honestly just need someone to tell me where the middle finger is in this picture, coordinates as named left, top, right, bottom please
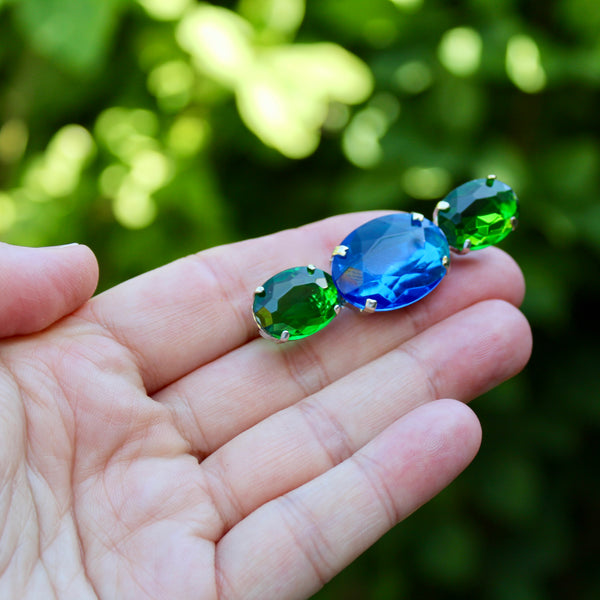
left=157, top=247, right=524, bottom=455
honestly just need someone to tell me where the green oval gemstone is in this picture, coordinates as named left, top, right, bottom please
left=253, top=266, right=340, bottom=341
left=436, top=177, right=519, bottom=251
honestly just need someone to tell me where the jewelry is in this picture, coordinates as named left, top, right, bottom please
left=252, top=175, right=519, bottom=342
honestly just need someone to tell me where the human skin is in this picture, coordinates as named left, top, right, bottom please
left=0, top=212, right=532, bottom=599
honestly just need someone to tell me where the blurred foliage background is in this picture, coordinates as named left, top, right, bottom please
left=1, top=0, right=600, bottom=598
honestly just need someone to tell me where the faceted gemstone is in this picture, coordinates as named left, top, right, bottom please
left=331, top=213, right=450, bottom=311
left=253, top=266, right=340, bottom=340
left=436, top=177, right=519, bottom=250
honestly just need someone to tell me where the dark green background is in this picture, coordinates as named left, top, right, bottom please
left=1, top=1, right=599, bottom=598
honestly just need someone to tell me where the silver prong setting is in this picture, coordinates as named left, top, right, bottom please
left=411, top=212, right=425, bottom=224
left=432, top=200, right=450, bottom=225
left=331, top=245, right=349, bottom=259
left=254, top=286, right=265, bottom=296
left=307, top=264, right=316, bottom=273
left=258, top=327, right=291, bottom=343
left=450, top=238, right=472, bottom=255
left=316, top=277, right=329, bottom=289
left=455, top=238, right=472, bottom=254
left=258, top=328, right=278, bottom=342
left=334, top=304, right=342, bottom=315
left=510, top=216, right=518, bottom=231
left=362, top=298, right=377, bottom=313
left=486, top=174, right=497, bottom=187
left=442, top=255, right=450, bottom=268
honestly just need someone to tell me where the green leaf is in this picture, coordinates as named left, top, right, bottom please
left=14, top=0, right=124, bottom=75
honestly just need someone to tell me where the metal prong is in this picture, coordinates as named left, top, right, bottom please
left=307, top=264, right=316, bottom=273
left=450, top=239, right=472, bottom=255
left=255, top=286, right=265, bottom=296
left=254, top=311, right=291, bottom=344
left=334, top=304, right=342, bottom=315
left=258, top=328, right=278, bottom=342
left=442, top=255, right=450, bottom=268
left=411, top=212, right=425, bottom=224
left=486, top=174, right=497, bottom=187
left=510, top=216, right=518, bottom=231
left=257, top=325, right=291, bottom=344
left=432, top=200, right=450, bottom=225
left=331, top=245, right=349, bottom=258
left=362, top=298, right=377, bottom=313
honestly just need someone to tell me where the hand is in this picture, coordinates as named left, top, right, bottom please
left=0, top=213, right=531, bottom=600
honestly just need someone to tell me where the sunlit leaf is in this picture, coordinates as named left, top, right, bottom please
left=264, top=43, right=373, bottom=105
left=176, top=5, right=255, bottom=87
left=236, top=65, right=322, bottom=158
left=237, top=43, right=372, bottom=157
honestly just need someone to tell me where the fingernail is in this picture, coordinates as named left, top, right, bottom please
left=54, top=243, right=80, bottom=248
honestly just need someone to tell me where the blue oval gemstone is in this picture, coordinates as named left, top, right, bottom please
left=331, top=213, right=450, bottom=311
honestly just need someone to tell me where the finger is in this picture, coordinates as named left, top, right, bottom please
left=80, top=212, right=396, bottom=393
left=0, top=242, right=98, bottom=338
left=200, top=300, right=531, bottom=532
left=215, top=399, right=482, bottom=600
left=158, top=247, right=525, bottom=454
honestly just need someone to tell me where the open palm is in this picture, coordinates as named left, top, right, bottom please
left=0, top=213, right=531, bottom=600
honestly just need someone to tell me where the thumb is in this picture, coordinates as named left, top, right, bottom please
left=0, top=242, right=99, bottom=338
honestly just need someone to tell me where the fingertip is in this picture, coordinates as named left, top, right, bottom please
left=479, top=298, right=532, bottom=381
left=496, top=248, right=527, bottom=308
left=370, top=399, right=484, bottom=501
left=507, top=300, right=533, bottom=368
left=411, top=399, right=482, bottom=472
left=56, top=243, right=100, bottom=304
left=0, top=242, right=100, bottom=337
left=432, top=398, right=482, bottom=460
left=425, top=299, right=532, bottom=402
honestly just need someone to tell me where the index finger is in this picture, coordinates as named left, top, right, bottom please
left=79, top=212, right=393, bottom=393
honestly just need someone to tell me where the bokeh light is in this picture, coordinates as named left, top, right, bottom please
left=438, top=27, right=483, bottom=77
left=506, top=34, right=547, bottom=93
